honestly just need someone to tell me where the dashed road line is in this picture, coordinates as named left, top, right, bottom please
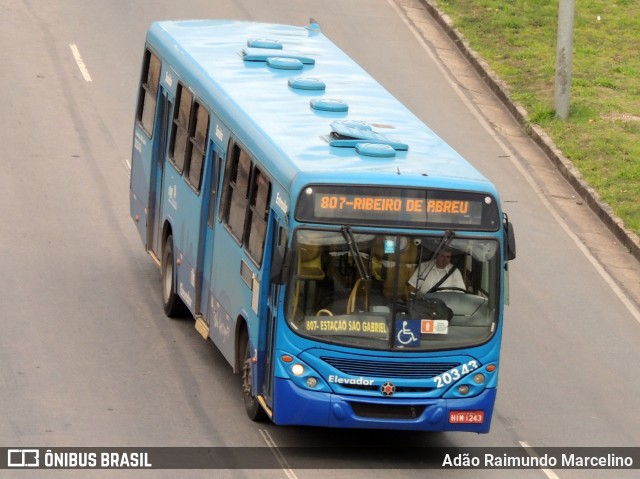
left=69, top=43, right=92, bottom=82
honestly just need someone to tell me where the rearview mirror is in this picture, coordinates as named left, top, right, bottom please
left=504, top=219, right=516, bottom=261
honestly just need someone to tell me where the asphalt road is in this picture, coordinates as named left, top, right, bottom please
left=1, top=0, right=639, bottom=478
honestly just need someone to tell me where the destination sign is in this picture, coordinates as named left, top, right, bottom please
left=295, top=185, right=500, bottom=230
left=303, top=314, right=389, bottom=339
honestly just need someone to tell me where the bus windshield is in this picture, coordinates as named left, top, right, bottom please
left=286, top=229, right=500, bottom=351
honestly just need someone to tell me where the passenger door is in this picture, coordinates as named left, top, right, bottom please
left=262, top=220, right=287, bottom=405
left=148, top=90, right=173, bottom=257
left=199, top=145, right=222, bottom=320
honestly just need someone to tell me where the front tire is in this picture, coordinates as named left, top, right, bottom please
left=240, top=330, right=267, bottom=422
left=161, top=234, right=188, bottom=317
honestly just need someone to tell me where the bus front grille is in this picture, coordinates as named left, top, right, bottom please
left=321, top=357, right=459, bottom=378
left=350, top=402, right=426, bottom=420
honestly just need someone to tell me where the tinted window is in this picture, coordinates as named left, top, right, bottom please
left=186, top=102, right=209, bottom=191
left=221, top=143, right=272, bottom=265
left=136, top=50, right=161, bottom=136
left=247, top=168, right=271, bottom=264
left=169, top=84, right=193, bottom=172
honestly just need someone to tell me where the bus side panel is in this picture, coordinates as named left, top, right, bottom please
left=157, top=163, right=196, bottom=309
left=207, top=228, right=249, bottom=366
left=206, top=228, right=272, bottom=374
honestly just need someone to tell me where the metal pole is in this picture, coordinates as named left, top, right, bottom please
left=554, top=0, right=575, bottom=119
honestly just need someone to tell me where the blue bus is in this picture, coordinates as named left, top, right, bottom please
left=130, top=19, right=516, bottom=433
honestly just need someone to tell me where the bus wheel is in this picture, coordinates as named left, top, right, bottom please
left=240, top=330, right=267, bottom=421
left=162, top=234, right=187, bottom=317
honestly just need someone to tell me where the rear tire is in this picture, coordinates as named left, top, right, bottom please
left=240, top=330, right=267, bottom=422
left=161, top=234, right=188, bottom=317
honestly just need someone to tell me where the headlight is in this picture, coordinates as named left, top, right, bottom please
left=473, top=373, right=485, bottom=384
left=277, top=351, right=331, bottom=392
left=457, top=385, right=470, bottom=395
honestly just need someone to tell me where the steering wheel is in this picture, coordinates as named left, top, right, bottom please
left=433, top=287, right=467, bottom=293
left=316, top=309, right=333, bottom=316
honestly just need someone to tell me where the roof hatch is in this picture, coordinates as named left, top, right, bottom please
left=329, top=120, right=408, bottom=151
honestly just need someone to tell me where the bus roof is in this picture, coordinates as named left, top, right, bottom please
left=148, top=20, right=497, bottom=195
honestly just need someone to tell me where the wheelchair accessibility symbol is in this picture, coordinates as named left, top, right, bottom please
left=396, top=320, right=420, bottom=346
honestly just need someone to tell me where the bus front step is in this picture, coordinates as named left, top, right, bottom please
left=195, top=316, right=209, bottom=339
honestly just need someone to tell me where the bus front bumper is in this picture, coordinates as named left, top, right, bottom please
left=272, top=378, right=495, bottom=433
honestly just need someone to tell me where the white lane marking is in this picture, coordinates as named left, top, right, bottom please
left=69, top=44, right=92, bottom=82
left=259, top=428, right=298, bottom=479
left=520, top=441, right=561, bottom=479
left=388, top=0, right=640, bottom=325
left=123, top=158, right=131, bottom=176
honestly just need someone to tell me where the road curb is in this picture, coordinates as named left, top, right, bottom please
left=421, top=0, right=640, bottom=262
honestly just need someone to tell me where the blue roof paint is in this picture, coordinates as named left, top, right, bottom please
left=147, top=20, right=497, bottom=196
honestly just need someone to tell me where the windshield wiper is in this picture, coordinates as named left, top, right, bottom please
left=414, top=230, right=455, bottom=294
left=432, top=230, right=456, bottom=258
left=341, top=226, right=370, bottom=282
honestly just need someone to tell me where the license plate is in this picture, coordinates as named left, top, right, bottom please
left=449, top=411, right=484, bottom=424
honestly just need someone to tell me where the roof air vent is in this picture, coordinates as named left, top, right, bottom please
left=329, top=120, right=408, bottom=150
left=356, top=143, right=397, bottom=158
left=289, top=77, right=326, bottom=91
left=311, top=98, right=348, bottom=112
left=247, top=39, right=283, bottom=49
left=267, top=57, right=303, bottom=70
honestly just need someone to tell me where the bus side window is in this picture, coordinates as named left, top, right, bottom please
left=222, top=143, right=251, bottom=241
left=246, top=168, right=271, bottom=265
left=186, top=101, right=209, bottom=191
left=220, top=142, right=272, bottom=265
left=136, top=49, right=161, bottom=137
left=169, top=83, right=193, bottom=173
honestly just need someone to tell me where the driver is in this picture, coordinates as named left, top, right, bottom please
left=408, top=247, right=466, bottom=294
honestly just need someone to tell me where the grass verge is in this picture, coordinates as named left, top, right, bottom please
left=433, top=0, right=640, bottom=234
